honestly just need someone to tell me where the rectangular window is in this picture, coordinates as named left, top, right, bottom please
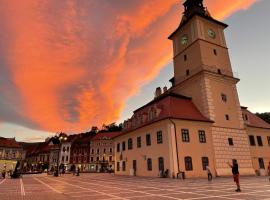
left=249, top=135, right=256, bottom=146
left=221, top=93, right=227, bottom=102
left=157, top=131, right=163, bottom=144
left=117, top=162, right=120, bottom=171
left=96, top=157, right=99, bottom=161
left=267, top=136, right=270, bottom=147
left=198, top=130, right=206, bottom=143
left=117, top=143, right=120, bottom=152
left=184, top=54, right=187, bottom=61
left=185, top=157, right=193, bottom=171
left=110, top=148, right=112, bottom=153
left=128, top=138, right=133, bottom=150
left=103, top=148, right=106, bottom=153
left=182, top=129, right=190, bottom=142
left=109, top=156, right=112, bottom=162
left=228, top=138, right=234, bottom=146
left=91, top=149, right=94, bottom=154
left=213, top=49, right=217, bottom=55
left=186, top=69, right=190, bottom=76
left=66, top=156, right=68, bottom=161
left=137, top=137, right=142, bottom=148
left=259, top=158, right=265, bottom=169
left=257, top=136, right=263, bottom=146
left=122, top=161, right=126, bottom=171
left=147, top=158, right=152, bottom=171
left=90, top=157, right=93, bottom=162
left=122, top=141, right=126, bottom=151
left=225, top=115, right=230, bottom=120
left=146, top=134, right=151, bottom=146
left=202, top=157, right=209, bottom=171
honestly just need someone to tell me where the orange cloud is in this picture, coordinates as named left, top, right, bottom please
left=0, top=0, right=258, bottom=133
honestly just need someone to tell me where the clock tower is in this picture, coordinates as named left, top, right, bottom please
left=169, top=0, right=254, bottom=175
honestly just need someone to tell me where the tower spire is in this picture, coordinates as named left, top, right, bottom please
left=183, top=0, right=206, bottom=18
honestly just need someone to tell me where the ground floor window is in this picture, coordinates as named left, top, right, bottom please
left=201, top=157, right=209, bottom=170
left=158, top=157, right=164, bottom=171
left=147, top=158, right=152, bottom=171
left=185, top=156, right=193, bottom=171
left=122, top=161, right=126, bottom=171
left=117, top=162, right=120, bottom=171
left=258, top=158, right=265, bottom=169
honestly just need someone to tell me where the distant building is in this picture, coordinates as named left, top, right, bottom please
left=89, top=131, right=121, bottom=172
left=70, top=134, right=93, bottom=171
left=0, top=137, right=23, bottom=171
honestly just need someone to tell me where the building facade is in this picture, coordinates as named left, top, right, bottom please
left=114, top=0, right=269, bottom=178
left=0, top=137, right=23, bottom=171
left=89, top=132, right=121, bottom=172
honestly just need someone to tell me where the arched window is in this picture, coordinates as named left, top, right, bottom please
left=128, top=138, right=133, bottom=150
left=147, top=158, right=152, bottom=171
left=158, top=157, right=164, bottom=171
left=185, top=156, right=193, bottom=171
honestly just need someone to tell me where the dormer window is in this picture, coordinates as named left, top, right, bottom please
left=149, top=107, right=157, bottom=121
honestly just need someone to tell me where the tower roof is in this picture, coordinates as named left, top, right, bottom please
left=168, top=0, right=228, bottom=39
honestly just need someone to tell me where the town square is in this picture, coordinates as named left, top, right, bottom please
left=1, top=0, right=270, bottom=199
left=1, top=174, right=270, bottom=200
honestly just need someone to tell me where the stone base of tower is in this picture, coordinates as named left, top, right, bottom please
left=211, top=126, right=255, bottom=176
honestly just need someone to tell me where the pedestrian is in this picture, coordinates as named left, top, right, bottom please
left=228, top=159, right=241, bottom=192
left=2, top=170, right=6, bottom=179
left=268, top=162, right=270, bottom=182
left=206, top=166, right=212, bottom=181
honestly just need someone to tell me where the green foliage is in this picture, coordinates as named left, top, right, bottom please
left=256, top=112, right=270, bottom=124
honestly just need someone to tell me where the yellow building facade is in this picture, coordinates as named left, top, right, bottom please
left=114, top=0, right=270, bottom=178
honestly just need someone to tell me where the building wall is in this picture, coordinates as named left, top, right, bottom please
left=90, top=139, right=115, bottom=172
left=115, top=120, right=172, bottom=177
left=246, top=127, right=270, bottom=175
left=173, top=120, right=214, bottom=178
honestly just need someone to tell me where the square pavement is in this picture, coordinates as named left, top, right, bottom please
left=0, top=173, right=270, bottom=200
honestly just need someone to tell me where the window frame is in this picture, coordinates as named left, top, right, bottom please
left=257, top=136, right=263, bottom=146
left=157, top=131, right=163, bottom=144
left=147, top=158, right=152, bottom=171
left=146, top=134, right=151, bottom=146
left=249, top=135, right=256, bottom=146
left=198, top=130, right=206, bottom=143
left=228, top=138, right=234, bottom=146
left=128, top=138, right=133, bottom=150
left=181, top=129, right=190, bottom=142
left=202, top=157, right=209, bottom=171
left=137, top=136, right=142, bottom=148
left=185, top=156, right=193, bottom=171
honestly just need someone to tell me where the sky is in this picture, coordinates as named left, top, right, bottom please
left=0, top=0, right=269, bottom=142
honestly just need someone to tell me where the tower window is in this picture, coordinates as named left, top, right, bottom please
left=267, top=136, right=270, bottom=146
left=228, top=138, right=234, bottom=146
left=186, top=69, right=190, bottom=76
left=184, top=54, right=187, bottom=61
left=221, top=93, right=227, bottom=102
left=257, top=136, right=263, bottom=146
left=217, top=69, right=222, bottom=74
left=213, top=49, right=217, bottom=55
left=225, top=115, right=230, bottom=120
left=249, top=135, right=256, bottom=146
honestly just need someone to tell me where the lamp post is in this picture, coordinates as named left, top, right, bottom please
left=52, top=134, right=67, bottom=177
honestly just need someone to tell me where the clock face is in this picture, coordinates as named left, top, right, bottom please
left=181, top=35, right=188, bottom=45
left=208, top=29, right=216, bottom=39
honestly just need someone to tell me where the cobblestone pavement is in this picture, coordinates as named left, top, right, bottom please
left=0, top=174, right=270, bottom=200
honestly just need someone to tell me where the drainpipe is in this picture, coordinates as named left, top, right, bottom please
left=169, top=118, right=180, bottom=177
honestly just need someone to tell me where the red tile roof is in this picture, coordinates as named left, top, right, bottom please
left=242, top=108, right=270, bottom=129
left=92, top=132, right=122, bottom=140
left=0, top=137, right=22, bottom=148
left=121, top=92, right=212, bottom=134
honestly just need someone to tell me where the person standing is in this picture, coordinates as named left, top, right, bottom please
left=228, top=159, right=241, bottom=192
left=206, top=166, right=212, bottom=181
left=268, top=162, right=270, bottom=181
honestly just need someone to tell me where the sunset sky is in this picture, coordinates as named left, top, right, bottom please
left=0, top=0, right=269, bottom=142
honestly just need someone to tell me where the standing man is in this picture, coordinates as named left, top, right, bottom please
left=268, top=162, right=270, bottom=182
left=228, top=159, right=241, bottom=192
left=206, top=166, right=212, bottom=181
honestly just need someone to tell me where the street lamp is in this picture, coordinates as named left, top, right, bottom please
left=52, top=134, right=67, bottom=177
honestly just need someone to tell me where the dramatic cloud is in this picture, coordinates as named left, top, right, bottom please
left=0, top=0, right=258, bottom=133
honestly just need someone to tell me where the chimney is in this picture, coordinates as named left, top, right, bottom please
left=155, top=87, right=162, bottom=98
left=163, top=86, right=168, bottom=93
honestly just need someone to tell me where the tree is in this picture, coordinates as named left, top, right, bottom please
left=256, top=112, right=270, bottom=124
